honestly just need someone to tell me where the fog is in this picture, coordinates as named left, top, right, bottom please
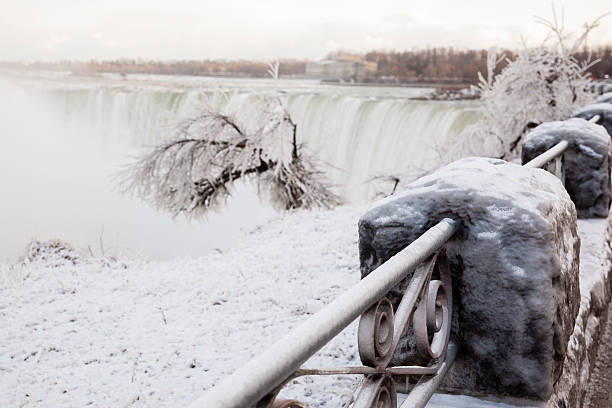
left=0, top=79, right=276, bottom=261
left=2, top=1, right=611, bottom=61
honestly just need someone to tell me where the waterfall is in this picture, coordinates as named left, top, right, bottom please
left=35, top=83, right=480, bottom=201
left=0, top=75, right=479, bottom=260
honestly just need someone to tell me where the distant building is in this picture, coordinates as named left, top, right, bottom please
left=305, top=55, right=377, bottom=82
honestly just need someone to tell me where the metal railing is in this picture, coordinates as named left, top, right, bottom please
left=190, top=219, right=458, bottom=408
left=191, top=116, right=598, bottom=407
left=523, top=140, right=568, bottom=170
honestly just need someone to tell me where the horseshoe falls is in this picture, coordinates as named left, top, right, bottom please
left=0, top=74, right=480, bottom=260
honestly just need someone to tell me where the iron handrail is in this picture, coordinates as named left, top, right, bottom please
left=523, top=140, right=569, bottom=169
left=190, top=218, right=458, bottom=408
left=589, top=114, right=601, bottom=124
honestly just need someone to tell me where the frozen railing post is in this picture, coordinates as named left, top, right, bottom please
left=521, top=118, right=612, bottom=218
left=358, top=157, right=580, bottom=400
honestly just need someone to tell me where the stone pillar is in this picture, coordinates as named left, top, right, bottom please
left=358, top=157, right=580, bottom=400
left=521, top=118, right=611, bottom=218
left=572, top=103, right=612, bottom=137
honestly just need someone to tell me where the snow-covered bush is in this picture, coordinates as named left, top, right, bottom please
left=22, top=239, right=80, bottom=266
left=455, top=11, right=606, bottom=160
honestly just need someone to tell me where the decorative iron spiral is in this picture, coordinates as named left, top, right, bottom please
left=371, top=376, right=397, bottom=408
left=358, top=297, right=395, bottom=367
left=413, top=278, right=451, bottom=360
left=353, top=375, right=397, bottom=408
left=270, top=399, right=308, bottom=408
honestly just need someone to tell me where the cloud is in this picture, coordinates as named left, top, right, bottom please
left=364, top=35, right=394, bottom=50
left=43, top=34, right=68, bottom=51
left=0, top=0, right=610, bottom=60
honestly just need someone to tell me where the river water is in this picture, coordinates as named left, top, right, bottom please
left=0, top=72, right=479, bottom=260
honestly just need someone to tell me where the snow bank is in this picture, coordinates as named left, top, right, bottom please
left=359, top=157, right=580, bottom=400
left=522, top=118, right=611, bottom=218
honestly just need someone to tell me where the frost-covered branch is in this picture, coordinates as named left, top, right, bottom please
left=117, top=97, right=340, bottom=217
left=452, top=9, right=606, bottom=160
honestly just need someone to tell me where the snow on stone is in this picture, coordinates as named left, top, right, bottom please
left=595, top=92, right=612, bottom=104
left=523, top=118, right=610, bottom=147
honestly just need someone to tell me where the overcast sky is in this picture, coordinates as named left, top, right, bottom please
left=2, top=1, right=611, bottom=61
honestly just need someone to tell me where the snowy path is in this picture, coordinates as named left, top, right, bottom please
left=0, top=207, right=365, bottom=407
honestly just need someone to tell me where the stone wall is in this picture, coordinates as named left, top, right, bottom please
left=547, top=216, right=612, bottom=408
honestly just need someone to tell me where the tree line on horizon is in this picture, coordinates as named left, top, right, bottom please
left=3, top=46, right=611, bottom=84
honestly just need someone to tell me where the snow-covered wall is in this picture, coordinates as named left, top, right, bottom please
left=521, top=118, right=611, bottom=218
left=548, top=217, right=612, bottom=408
left=358, top=157, right=580, bottom=400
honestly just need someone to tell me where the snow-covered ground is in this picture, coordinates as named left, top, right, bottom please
left=0, top=206, right=365, bottom=407
left=4, top=204, right=602, bottom=408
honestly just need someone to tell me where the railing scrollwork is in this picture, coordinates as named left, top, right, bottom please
left=255, top=250, right=454, bottom=408
left=352, top=250, right=453, bottom=407
left=190, top=219, right=459, bottom=408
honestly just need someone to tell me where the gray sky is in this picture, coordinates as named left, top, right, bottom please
left=2, top=0, right=611, bottom=61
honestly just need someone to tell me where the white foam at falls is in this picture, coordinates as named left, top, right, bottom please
left=36, top=85, right=479, bottom=202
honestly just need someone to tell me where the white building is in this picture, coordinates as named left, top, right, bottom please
left=305, top=59, right=377, bottom=81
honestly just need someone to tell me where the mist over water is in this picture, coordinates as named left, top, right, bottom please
left=0, top=73, right=479, bottom=261
left=0, top=77, right=276, bottom=262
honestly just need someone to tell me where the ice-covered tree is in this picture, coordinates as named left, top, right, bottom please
left=454, top=9, right=607, bottom=160
left=117, top=62, right=340, bottom=217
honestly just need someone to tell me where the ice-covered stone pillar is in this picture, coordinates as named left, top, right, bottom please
left=358, top=157, right=580, bottom=400
left=595, top=92, right=612, bottom=104
left=572, top=103, right=612, bottom=137
left=521, top=118, right=611, bottom=218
